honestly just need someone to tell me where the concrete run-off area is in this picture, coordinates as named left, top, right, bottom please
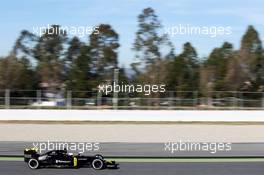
left=0, top=123, right=264, bottom=142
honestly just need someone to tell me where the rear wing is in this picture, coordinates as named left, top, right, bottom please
left=24, top=148, right=39, bottom=162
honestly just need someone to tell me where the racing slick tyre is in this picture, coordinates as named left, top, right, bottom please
left=92, top=159, right=104, bottom=170
left=28, top=158, right=39, bottom=170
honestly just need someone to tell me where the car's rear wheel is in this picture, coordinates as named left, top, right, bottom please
left=28, top=158, right=39, bottom=169
left=92, top=159, right=104, bottom=170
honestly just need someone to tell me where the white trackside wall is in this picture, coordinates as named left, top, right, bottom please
left=0, top=110, right=263, bottom=122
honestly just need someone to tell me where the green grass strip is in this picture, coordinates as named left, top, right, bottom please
left=110, top=158, right=264, bottom=163
left=0, top=157, right=23, bottom=161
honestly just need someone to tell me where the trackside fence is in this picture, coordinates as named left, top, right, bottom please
left=0, top=90, right=263, bottom=110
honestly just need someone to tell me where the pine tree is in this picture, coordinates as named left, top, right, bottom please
left=66, top=45, right=93, bottom=93
left=132, top=7, right=172, bottom=65
left=132, top=7, right=173, bottom=85
left=203, top=42, right=233, bottom=91
left=89, top=24, right=119, bottom=80
left=167, top=42, right=199, bottom=91
left=33, top=25, right=68, bottom=90
left=225, top=25, right=264, bottom=91
left=0, top=54, right=37, bottom=90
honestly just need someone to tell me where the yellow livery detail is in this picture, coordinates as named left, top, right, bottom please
left=73, top=157, right=78, bottom=167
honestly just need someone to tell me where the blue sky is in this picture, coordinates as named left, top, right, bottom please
left=0, top=0, right=264, bottom=67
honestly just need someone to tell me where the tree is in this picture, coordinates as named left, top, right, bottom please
left=66, top=45, right=93, bottom=92
left=12, top=25, right=68, bottom=91
left=89, top=24, right=119, bottom=80
left=64, top=37, right=84, bottom=80
left=133, top=7, right=172, bottom=65
left=223, top=26, right=264, bottom=91
left=239, top=25, right=263, bottom=91
left=65, top=37, right=84, bottom=63
left=0, top=54, right=37, bottom=90
left=13, top=30, right=38, bottom=58
left=225, top=52, right=252, bottom=91
left=167, top=42, right=199, bottom=91
left=132, top=7, right=173, bottom=85
left=241, top=26, right=262, bottom=54
left=203, top=42, right=233, bottom=91
left=34, top=25, right=68, bottom=90
left=199, top=66, right=214, bottom=97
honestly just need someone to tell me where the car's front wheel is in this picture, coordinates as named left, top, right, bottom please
left=92, top=159, right=104, bottom=170
left=28, top=158, right=39, bottom=170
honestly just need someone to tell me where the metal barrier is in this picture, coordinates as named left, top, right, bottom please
left=0, top=90, right=263, bottom=110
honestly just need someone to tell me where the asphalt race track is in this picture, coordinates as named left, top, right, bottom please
left=1, top=142, right=264, bottom=174
left=1, top=161, right=264, bottom=175
left=1, top=142, right=264, bottom=157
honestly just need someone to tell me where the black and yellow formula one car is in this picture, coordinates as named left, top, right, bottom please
left=24, top=148, right=118, bottom=170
